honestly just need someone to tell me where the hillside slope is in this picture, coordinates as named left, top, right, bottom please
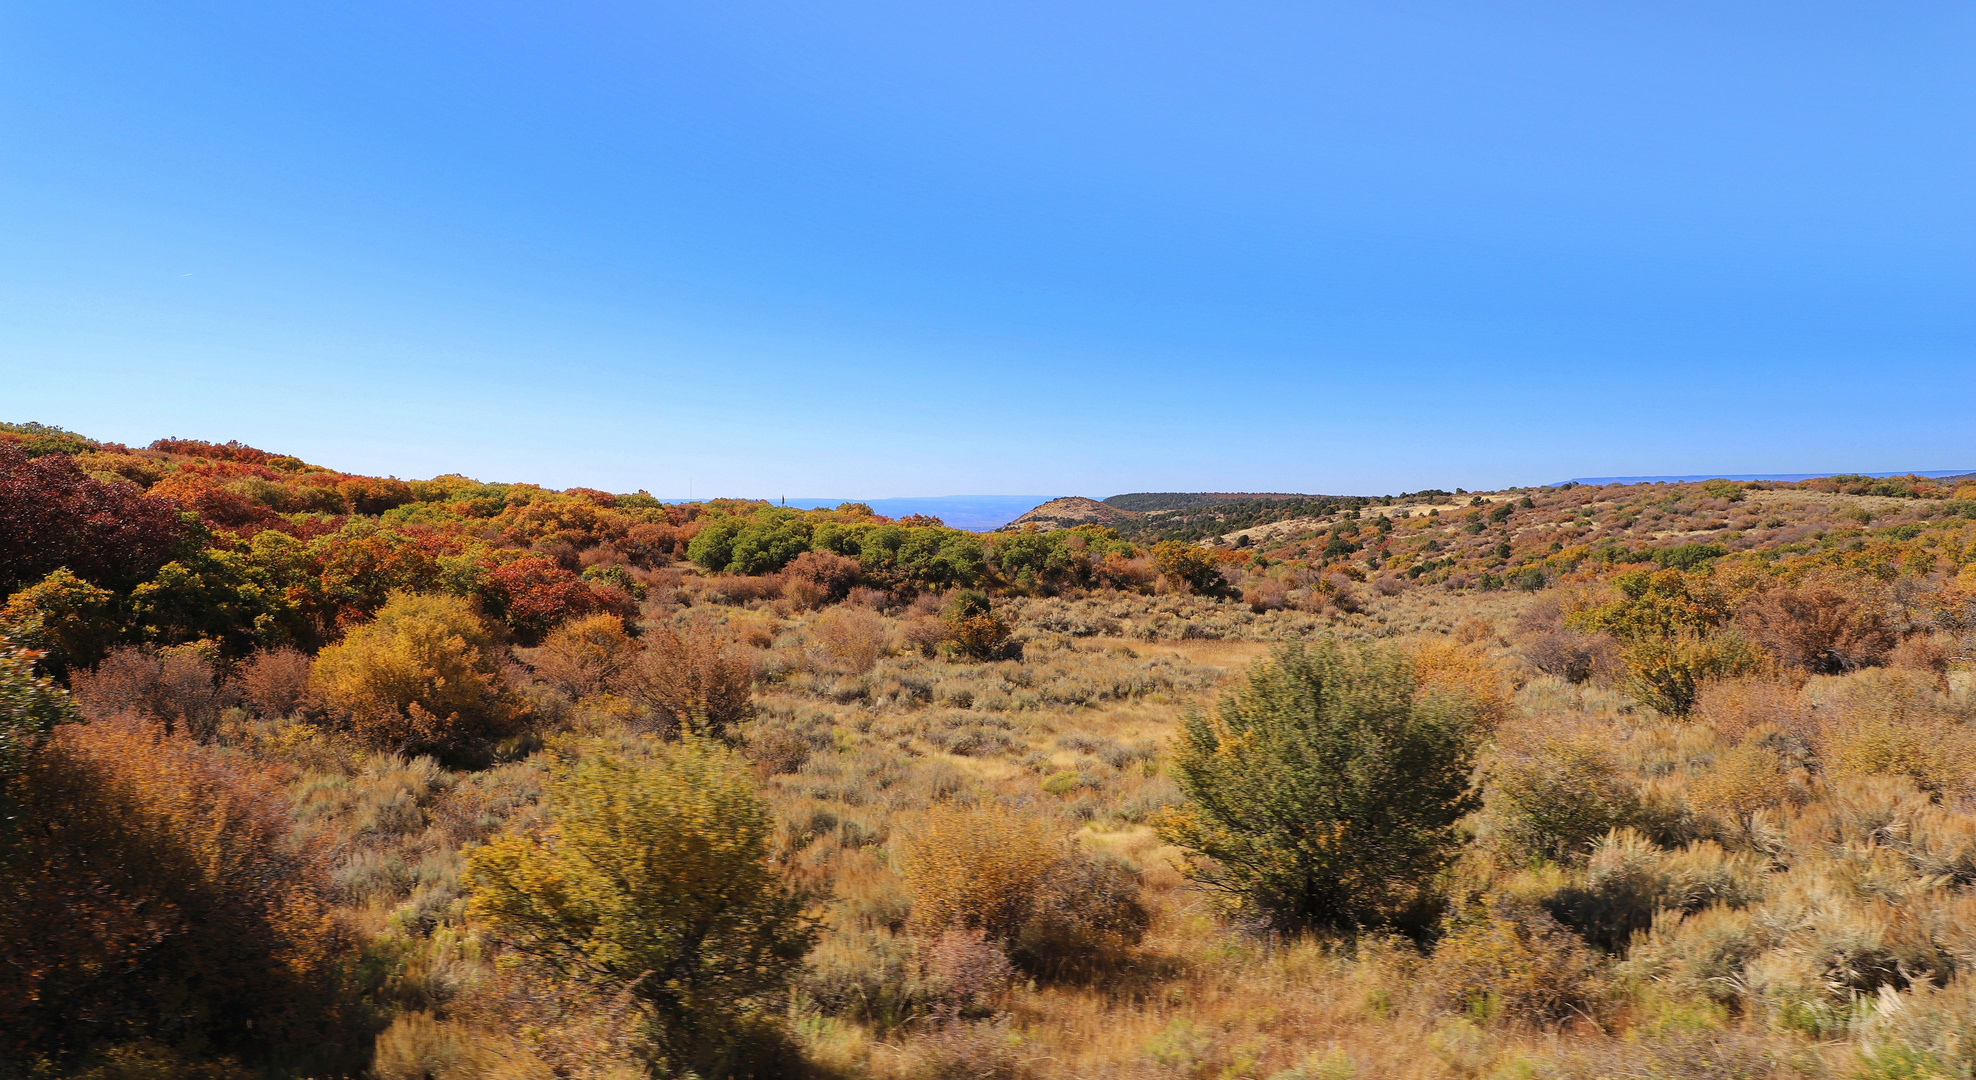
left=1003, top=496, right=1138, bottom=531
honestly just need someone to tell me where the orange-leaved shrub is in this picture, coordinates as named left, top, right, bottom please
left=900, top=806, right=1058, bottom=942
left=1693, top=675, right=1813, bottom=744
left=238, top=644, right=313, bottom=718
left=0, top=716, right=361, bottom=1072
left=621, top=621, right=757, bottom=741
left=526, top=612, right=638, bottom=700
left=782, top=549, right=862, bottom=609
left=1737, top=584, right=1896, bottom=674
left=70, top=642, right=233, bottom=740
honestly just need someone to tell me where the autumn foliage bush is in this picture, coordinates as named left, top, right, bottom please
left=1737, top=583, right=1897, bottom=673
left=485, top=555, right=629, bottom=644
left=70, top=642, right=234, bottom=740
left=1151, top=541, right=1228, bottom=596
left=621, top=622, right=757, bottom=740
left=0, top=567, right=119, bottom=676
left=815, top=605, right=887, bottom=674
left=0, top=442, right=193, bottom=595
left=0, top=717, right=361, bottom=1073
left=310, top=592, right=522, bottom=763
left=238, top=644, right=314, bottom=717
left=900, top=806, right=1061, bottom=942
left=784, top=549, right=863, bottom=606
left=897, top=805, right=1146, bottom=977
left=940, top=590, right=1019, bottom=661
left=526, top=612, right=638, bottom=699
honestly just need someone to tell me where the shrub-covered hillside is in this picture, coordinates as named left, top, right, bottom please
left=5, top=420, right=1976, bottom=1080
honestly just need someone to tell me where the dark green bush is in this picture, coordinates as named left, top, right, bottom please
left=1158, top=641, right=1482, bottom=934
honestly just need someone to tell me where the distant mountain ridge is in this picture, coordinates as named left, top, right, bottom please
left=1560, top=470, right=1974, bottom=486
left=780, top=495, right=1051, bottom=531
left=1007, top=491, right=1402, bottom=542
left=784, top=471, right=1974, bottom=534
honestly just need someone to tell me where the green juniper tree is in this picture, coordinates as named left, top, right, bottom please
left=1159, top=641, right=1482, bottom=934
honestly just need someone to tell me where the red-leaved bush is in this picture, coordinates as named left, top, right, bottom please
left=0, top=443, right=192, bottom=593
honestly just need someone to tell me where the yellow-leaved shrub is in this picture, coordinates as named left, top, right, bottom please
left=464, top=739, right=814, bottom=1076
left=311, top=592, right=521, bottom=763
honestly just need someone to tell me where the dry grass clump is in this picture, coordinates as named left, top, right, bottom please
left=370, top=1011, right=558, bottom=1080
left=1693, top=673, right=1814, bottom=743
left=1810, top=668, right=1976, bottom=795
left=896, top=806, right=1059, bottom=941
left=1420, top=897, right=1603, bottom=1023
left=1686, top=738, right=1799, bottom=824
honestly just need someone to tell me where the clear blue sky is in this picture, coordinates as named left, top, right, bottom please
left=3, top=2, right=1971, bottom=498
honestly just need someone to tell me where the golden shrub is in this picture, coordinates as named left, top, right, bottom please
left=945, top=613, right=1017, bottom=661
left=529, top=612, right=637, bottom=699
left=1422, top=897, right=1602, bottom=1024
left=1410, top=640, right=1512, bottom=731
left=370, top=1012, right=554, bottom=1080
left=1693, top=675, right=1811, bottom=743
left=1688, top=741, right=1794, bottom=823
left=897, top=806, right=1059, bottom=941
left=1817, top=669, right=1972, bottom=797
left=464, top=740, right=812, bottom=1073
left=814, top=605, right=886, bottom=674
left=311, top=592, right=520, bottom=761
left=1, top=717, right=358, bottom=1066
